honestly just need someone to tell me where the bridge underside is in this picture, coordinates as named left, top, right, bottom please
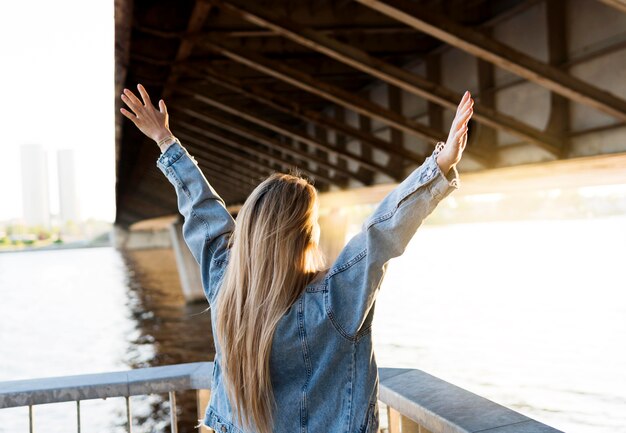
left=115, top=0, right=626, bottom=228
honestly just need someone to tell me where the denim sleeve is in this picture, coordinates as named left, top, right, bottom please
left=156, top=138, right=236, bottom=302
left=324, top=146, right=459, bottom=339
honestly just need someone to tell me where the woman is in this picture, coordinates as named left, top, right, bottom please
left=120, top=84, right=472, bottom=433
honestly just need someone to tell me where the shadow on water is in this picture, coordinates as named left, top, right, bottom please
left=120, top=248, right=214, bottom=433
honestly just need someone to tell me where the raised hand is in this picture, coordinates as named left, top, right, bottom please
left=120, top=84, right=172, bottom=143
left=436, top=91, right=474, bottom=175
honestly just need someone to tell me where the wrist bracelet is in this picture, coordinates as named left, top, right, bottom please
left=157, top=135, right=177, bottom=152
left=434, top=141, right=445, bottom=157
left=157, top=135, right=176, bottom=146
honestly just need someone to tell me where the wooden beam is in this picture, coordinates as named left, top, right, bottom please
left=176, top=107, right=349, bottom=185
left=597, top=0, right=626, bottom=14
left=178, top=108, right=309, bottom=172
left=353, top=0, right=626, bottom=122
left=196, top=38, right=446, bottom=144
left=149, top=147, right=253, bottom=189
left=142, top=150, right=248, bottom=202
left=174, top=129, right=277, bottom=178
left=177, top=125, right=300, bottom=176
left=165, top=139, right=267, bottom=184
left=190, top=154, right=260, bottom=189
left=141, top=168, right=244, bottom=203
left=120, top=186, right=178, bottom=213
left=211, top=0, right=562, bottom=156
left=387, top=85, right=406, bottom=171
left=476, top=57, right=499, bottom=167
left=425, top=54, right=443, bottom=133
left=357, top=114, right=376, bottom=183
left=332, top=107, right=358, bottom=182
left=183, top=68, right=425, bottom=164
left=162, top=0, right=213, bottom=99
left=546, top=0, right=571, bottom=158
left=172, top=110, right=345, bottom=186
left=134, top=23, right=421, bottom=39
left=175, top=87, right=397, bottom=180
left=313, top=125, right=332, bottom=182
left=177, top=129, right=330, bottom=191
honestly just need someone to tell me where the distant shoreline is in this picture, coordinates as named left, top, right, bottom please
left=0, top=243, right=112, bottom=254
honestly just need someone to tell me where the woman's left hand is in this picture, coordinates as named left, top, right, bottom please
left=120, top=84, right=172, bottom=143
left=436, top=91, right=474, bottom=175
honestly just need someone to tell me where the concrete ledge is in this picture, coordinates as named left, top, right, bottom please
left=1, top=363, right=562, bottom=433
left=379, top=368, right=563, bottom=433
left=0, top=362, right=212, bottom=408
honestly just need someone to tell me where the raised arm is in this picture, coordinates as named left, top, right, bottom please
left=324, top=91, right=473, bottom=339
left=120, top=84, right=236, bottom=301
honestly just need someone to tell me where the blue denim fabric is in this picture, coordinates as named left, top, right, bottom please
left=156, top=139, right=459, bottom=433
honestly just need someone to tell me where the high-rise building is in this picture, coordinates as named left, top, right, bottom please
left=57, top=149, right=80, bottom=224
left=20, top=144, right=50, bottom=228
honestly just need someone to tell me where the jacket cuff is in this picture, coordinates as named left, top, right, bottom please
left=428, top=142, right=460, bottom=200
left=156, top=138, right=185, bottom=169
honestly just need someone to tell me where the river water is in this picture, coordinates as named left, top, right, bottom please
left=1, top=217, right=625, bottom=432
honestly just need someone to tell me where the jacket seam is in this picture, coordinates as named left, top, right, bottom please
left=168, top=164, right=218, bottom=257
left=297, top=298, right=311, bottom=433
left=361, top=155, right=440, bottom=231
left=346, top=342, right=356, bottom=433
left=324, top=288, right=357, bottom=342
left=355, top=323, right=373, bottom=341
left=327, top=249, right=367, bottom=279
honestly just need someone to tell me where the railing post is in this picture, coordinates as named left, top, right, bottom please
left=28, top=404, right=33, bottom=433
left=169, top=391, right=178, bottom=433
left=387, top=406, right=432, bottom=433
left=77, top=400, right=81, bottom=433
left=125, top=396, right=133, bottom=433
left=400, top=415, right=420, bottom=433
left=387, top=406, right=400, bottom=433
left=196, top=389, right=211, bottom=433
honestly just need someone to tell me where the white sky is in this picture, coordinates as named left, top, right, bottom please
left=0, top=0, right=115, bottom=222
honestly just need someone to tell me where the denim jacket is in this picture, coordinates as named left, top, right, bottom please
left=156, top=139, right=459, bottom=433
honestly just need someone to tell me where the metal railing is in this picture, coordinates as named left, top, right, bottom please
left=0, top=362, right=563, bottom=433
left=0, top=362, right=211, bottom=433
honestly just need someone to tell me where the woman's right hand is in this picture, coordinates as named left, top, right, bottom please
left=120, top=84, right=172, bottom=143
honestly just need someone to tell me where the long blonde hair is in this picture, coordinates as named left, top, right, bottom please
left=215, top=172, right=326, bottom=433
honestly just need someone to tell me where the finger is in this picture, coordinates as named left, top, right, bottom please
left=455, top=106, right=473, bottom=128
left=453, top=125, right=468, bottom=143
left=452, top=99, right=473, bottom=127
left=137, top=83, right=152, bottom=106
left=122, top=89, right=142, bottom=110
left=120, top=107, right=137, bottom=122
left=456, top=91, right=471, bottom=113
left=120, top=94, right=141, bottom=116
left=159, top=99, right=168, bottom=115
left=457, top=98, right=473, bottom=117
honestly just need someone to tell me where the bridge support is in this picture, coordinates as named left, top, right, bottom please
left=169, top=221, right=205, bottom=303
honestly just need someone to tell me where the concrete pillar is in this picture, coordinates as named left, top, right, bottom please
left=169, top=221, right=205, bottom=303
left=111, top=224, right=129, bottom=250
left=123, top=229, right=172, bottom=250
